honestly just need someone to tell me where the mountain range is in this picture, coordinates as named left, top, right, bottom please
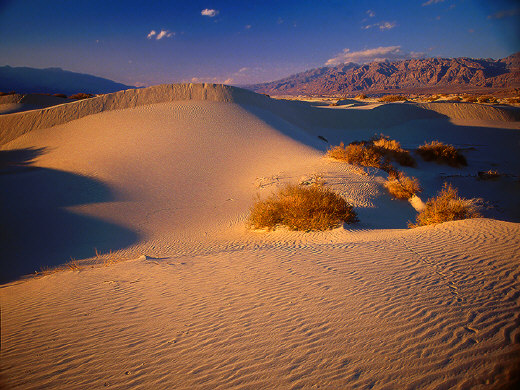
left=249, top=53, right=520, bottom=96
left=0, top=66, right=134, bottom=95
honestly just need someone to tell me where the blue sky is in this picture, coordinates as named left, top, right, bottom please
left=0, top=0, right=518, bottom=86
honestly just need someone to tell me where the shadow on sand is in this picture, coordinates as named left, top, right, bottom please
left=0, top=148, right=138, bottom=283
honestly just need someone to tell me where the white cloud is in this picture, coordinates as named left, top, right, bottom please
left=147, top=30, right=156, bottom=39
left=363, top=21, right=396, bottom=31
left=201, top=8, right=219, bottom=17
left=367, top=9, right=375, bottom=18
left=422, top=0, right=445, bottom=6
left=156, top=29, right=174, bottom=40
left=325, top=46, right=424, bottom=66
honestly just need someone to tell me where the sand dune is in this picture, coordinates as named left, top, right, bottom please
left=1, top=84, right=519, bottom=389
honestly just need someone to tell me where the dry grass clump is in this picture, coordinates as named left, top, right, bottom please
left=355, top=94, right=367, bottom=99
left=477, top=170, right=501, bottom=180
left=379, top=95, right=407, bottom=102
left=69, top=93, right=94, bottom=100
left=328, top=101, right=339, bottom=106
left=417, top=141, right=467, bottom=167
left=477, top=95, right=497, bottom=104
left=385, top=171, right=421, bottom=200
left=248, top=184, right=357, bottom=231
left=409, top=183, right=481, bottom=227
left=327, top=142, right=388, bottom=170
left=505, top=97, right=520, bottom=104
left=372, top=135, right=416, bottom=167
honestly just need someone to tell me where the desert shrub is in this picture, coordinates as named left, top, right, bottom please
left=477, top=170, right=501, bottom=180
left=379, top=95, right=407, bottom=102
left=248, top=184, right=358, bottom=231
left=477, top=95, right=497, bottom=104
left=356, top=94, right=367, bottom=99
left=372, top=134, right=416, bottom=167
left=329, top=102, right=339, bottom=106
left=327, top=142, right=388, bottom=170
left=505, top=97, right=520, bottom=104
left=385, top=171, right=421, bottom=200
left=52, top=93, right=68, bottom=98
left=69, top=93, right=93, bottom=100
left=417, top=141, right=467, bottom=167
left=409, top=183, right=481, bottom=227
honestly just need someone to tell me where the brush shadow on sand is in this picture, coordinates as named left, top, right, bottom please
left=0, top=149, right=138, bottom=283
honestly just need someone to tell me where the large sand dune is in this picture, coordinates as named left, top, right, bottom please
left=1, top=84, right=519, bottom=389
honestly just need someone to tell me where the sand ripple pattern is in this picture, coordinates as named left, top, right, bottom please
left=1, top=218, right=519, bottom=389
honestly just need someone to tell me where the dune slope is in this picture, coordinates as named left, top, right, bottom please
left=1, top=84, right=519, bottom=389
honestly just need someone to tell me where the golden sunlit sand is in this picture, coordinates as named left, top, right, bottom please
left=1, top=84, right=519, bottom=389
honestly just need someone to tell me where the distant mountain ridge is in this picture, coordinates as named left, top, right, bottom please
left=0, top=66, right=135, bottom=95
left=249, top=53, right=520, bottom=96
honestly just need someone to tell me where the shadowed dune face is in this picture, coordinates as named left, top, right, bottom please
left=0, top=149, right=138, bottom=282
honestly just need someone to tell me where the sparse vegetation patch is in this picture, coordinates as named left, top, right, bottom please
left=248, top=184, right=358, bottom=231
left=417, top=141, right=467, bottom=167
left=327, top=142, right=389, bottom=171
left=372, top=134, right=416, bottom=167
left=384, top=171, right=421, bottom=200
left=379, top=95, right=407, bottom=102
left=409, top=183, right=481, bottom=227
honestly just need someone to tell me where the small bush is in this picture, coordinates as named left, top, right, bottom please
left=372, top=135, right=416, bottom=167
left=385, top=171, right=421, bottom=200
left=417, top=141, right=467, bottom=167
left=248, top=184, right=358, bottom=231
left=477, top=95, right=497, bottom=104
left=409, top=183, right=481, bottom=227
left=505, top=97, right=520, bottom=104
left=356, top=94, right=367, bottom=99
left=477, top=170, right=501, bottom=180
left=379, top=95, right=407, bottom=102
left=327, top=142, right=388, bottom=170
left=69, top=93, right=93, bottom=100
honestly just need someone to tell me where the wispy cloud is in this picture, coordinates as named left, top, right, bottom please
left=422, top=0, right=445, bottom=6
left=363, top=21, right=396, bottom=31
left=245, top=24, right=252, bottom=29
left=488, top=8, right=519, bottom=19
left=157, top=29, right=174, bottom=39
left=366, top=9, right=375, bottom=18
left=325, top=46, right=424, bottom=66
left=201, top=8, right=219, bottom=17
left=147, top=29, right=174, bottom=40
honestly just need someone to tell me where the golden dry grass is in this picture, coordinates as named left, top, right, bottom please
left=417, top=141, right=467, bottom=167
left=372, top=135, right=416, bottom=167
left=248, top=184, right=358, bottom=231
left=379, top=95, right=407, bottom=102
left=409, top=183, right=481, bottom=228
left=384, top=171, right=421, bottom=200
left=355, top=94, right=367, bottom=99
left=327, top=142, right=388, bottom=170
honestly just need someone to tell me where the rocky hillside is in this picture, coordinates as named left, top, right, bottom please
left=249, top=53, right=520, bottom=96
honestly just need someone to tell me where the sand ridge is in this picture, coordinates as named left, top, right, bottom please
left=1, top=84, right=519, bottom=389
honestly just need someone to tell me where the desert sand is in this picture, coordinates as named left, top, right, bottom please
left=1, top=84, right=519, bottom=389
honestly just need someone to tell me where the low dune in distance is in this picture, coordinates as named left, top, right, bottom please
left=1, top=84, right=519, bottom=389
